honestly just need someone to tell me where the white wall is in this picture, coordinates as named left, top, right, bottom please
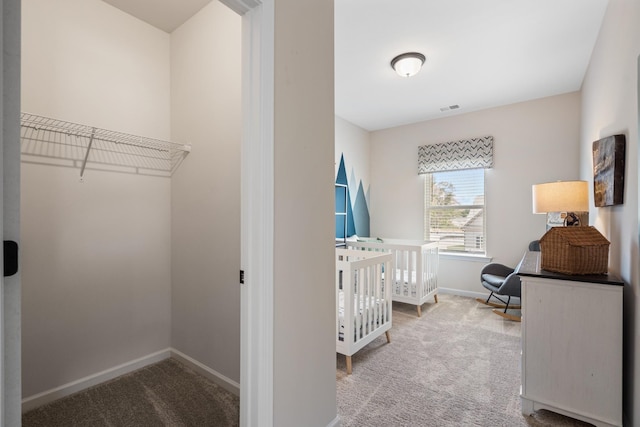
left=170, top=1, right=242, bottom=385
left=273, top=0, right=337, bottom=425
left=335, top=116, right=371, bottom=207
left=22, top=0, right=170, bottom=138
left=21, top=0, right=172, bottom=398
left=579, top=0, right=639, bottom=423
left=370, top=92, right=581, bottom=294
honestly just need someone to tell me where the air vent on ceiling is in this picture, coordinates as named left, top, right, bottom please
left=440, top=104, right=460, bottom=112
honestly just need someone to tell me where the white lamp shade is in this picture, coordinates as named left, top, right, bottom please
left=391, top=52, right=425, bottom=77
left=532, top=180, right=589, bottom=213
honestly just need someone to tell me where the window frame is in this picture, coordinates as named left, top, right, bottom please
left=424, top=168, right=487, bottom=256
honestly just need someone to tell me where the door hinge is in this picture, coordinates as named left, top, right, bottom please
left=240, top=270, right=245, bottom=284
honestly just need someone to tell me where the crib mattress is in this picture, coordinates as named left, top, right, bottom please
left=384, top=270, right=436, bottom=297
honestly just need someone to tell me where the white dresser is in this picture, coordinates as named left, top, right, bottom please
left=518, top=251, right=623, bottom=427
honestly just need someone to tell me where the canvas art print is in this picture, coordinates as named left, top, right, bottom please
left=592, top=134, right=626, bottom=207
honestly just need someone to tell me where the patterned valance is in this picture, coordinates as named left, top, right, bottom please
left=418, top=136, right=494, bottom=174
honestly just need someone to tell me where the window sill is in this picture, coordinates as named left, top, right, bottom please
left=439, top=253, right=492, bottom=263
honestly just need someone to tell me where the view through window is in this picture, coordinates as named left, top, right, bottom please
left=424, top=168, right=485, bottom=254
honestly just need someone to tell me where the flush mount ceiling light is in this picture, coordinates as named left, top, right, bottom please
left=390, top=52, right=426, bottom=77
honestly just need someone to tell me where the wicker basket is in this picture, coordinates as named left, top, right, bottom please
left=539, top=226, right=609, bottom=275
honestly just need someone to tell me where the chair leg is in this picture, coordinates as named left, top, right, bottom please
left=485, top=292, right=494, bottom=304
left=477, top=292, right=521, bottom=309
left=504, top=296, right=511, bottom=313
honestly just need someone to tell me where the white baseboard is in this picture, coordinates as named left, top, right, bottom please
left=170, top=348, right=240, bottom=396
left=22, top=348, right=172, bottom=413
left=438, top=287, right=521, bottom=304
left=438, top=287, right=487, bottom=299
left=22, top=348, right=241, bottom=412
left=438, top=288, right=520, bottom=304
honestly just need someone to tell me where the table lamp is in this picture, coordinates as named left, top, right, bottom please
left=532, top=180, right=589, bottom=227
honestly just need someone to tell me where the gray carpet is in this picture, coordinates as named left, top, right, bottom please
left=22, top=358, right=239, bottom=426
left=23, top=295, right=592, bottom=426
left=337, top=294, right=593, bottom=426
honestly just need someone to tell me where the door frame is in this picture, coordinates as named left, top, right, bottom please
left=219, top=1, right=275, bottom=426
left=1, top=0, right=22, bottom=425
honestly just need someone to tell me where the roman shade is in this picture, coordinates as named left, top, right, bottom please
left=418, top=136, right=494, bottom=174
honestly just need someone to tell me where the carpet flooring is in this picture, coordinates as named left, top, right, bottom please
left=22, top=295, right=594, bottom=426
left=22, top=359, right=239, bottom=426
left=336, top=294, right=593, bottom=426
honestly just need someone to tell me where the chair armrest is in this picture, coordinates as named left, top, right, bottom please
left=498, top=272, right=522, bottom=298
left=481, top=263, right=515, bottom=278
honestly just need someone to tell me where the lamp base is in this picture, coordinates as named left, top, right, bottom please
left=546, top=211, right=589, bottom=229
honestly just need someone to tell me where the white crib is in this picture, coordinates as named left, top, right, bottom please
left=336, top=248, right=393, bottom=375
left=347, top=239, right=439, bottom=317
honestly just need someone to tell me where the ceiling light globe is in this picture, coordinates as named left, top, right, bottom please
left=391, top=52, right=426, bottom=77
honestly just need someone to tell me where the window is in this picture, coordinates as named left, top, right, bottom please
left=424, top=168, right=485, bottom=254
left=418, top=135, right=493, bottom=254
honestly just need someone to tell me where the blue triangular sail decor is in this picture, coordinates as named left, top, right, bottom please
left=335, top=154, right=368, bottom=238
left=336, top=155, right=356, bottom=238
left=336, top=154, right=348, bottom=185
left=353, top=180, right=370, bottom=237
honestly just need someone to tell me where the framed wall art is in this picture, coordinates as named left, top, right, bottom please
left=592, top=134, right=626, bottom=207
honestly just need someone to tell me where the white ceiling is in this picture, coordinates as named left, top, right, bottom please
left=102, top=0, right=609, bottom=132
left=101, top=0, right=212, bottom=33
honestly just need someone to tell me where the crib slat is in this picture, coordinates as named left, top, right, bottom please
left=355, top=266, right=362, bottom=341
left=397, top=250, right=404, bottom=298
left=367, top=264, right=373, bottom=335
left=414, top=253, right=419, bottom=297
left=376, top=263, right=382, bottom=329
left=370, top=264, right=376, bottom=332
left=364, top=265, right=369, bottom=336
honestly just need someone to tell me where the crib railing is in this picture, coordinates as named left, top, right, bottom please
left=336, top=249, right=393, bottom=374
left=346, top=239, right=439, bottom=316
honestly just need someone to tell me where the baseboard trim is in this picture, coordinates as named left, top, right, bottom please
left=22, top=348, right=241, bottom=412
left=21, top=348, right=172, bottom=413
left=438, top=288, right=521, bottom=304
left=170, top=348, right=240, bottom=396
left=438, top=287, right=487, bottom=299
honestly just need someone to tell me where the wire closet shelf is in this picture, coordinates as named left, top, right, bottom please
left=20, top=112, right=191, bottom=177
